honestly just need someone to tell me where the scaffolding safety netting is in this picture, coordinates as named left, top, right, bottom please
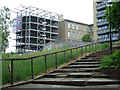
left=13, top=16, right=22, bottom=33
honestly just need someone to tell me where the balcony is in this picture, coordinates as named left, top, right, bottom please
left=97, top=21, right=108, bottom=26
left=97, top=29, right=109, bottom=34
left=97, top=29, right=118, bottom=35
left=98, top=36, right=119, bottom=42
left=96, top=4, right=107, bottom=10
left=96, top=13, right=106, bottom=18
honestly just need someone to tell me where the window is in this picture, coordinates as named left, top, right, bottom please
left=77, top=33, right=79, bottom=38
left=68, top=23, right=71, bottom=28
left=72, top=24, right=75, bottom=29
left=68, top=31, right=70, bottom=38
left=105, top=34, right=107, bottom=38
left=92, top=27, right=94, bottom=31
left=88, top=27, right=90, bottom=32
left=84, top=26, right=86, bottom=31
left=105, top=26, right=108, bottom=29
left=76, top=24, right=79, bottom=30
left=73, top=32, right=75, bottom=38
left=98, top=19, right=104, bottom=22
left=116, top=33, right=119, bottom=36
left=102, top=26, right=104, bottom=30
left=98, top=27, right=101, bottom=30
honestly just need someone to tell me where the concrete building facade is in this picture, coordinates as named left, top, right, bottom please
left=59, top=15, right=93, bottom=42
left=93, top=1, right=119, bottom=43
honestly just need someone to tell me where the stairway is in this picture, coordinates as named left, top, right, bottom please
left=31, top=47, right=120, bottom=86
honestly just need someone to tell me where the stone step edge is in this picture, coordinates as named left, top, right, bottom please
left=31, top=80, right=120, bottom=86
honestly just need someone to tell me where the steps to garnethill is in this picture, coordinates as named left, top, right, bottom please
left=8, top=47, right=120, bottom=88
left=30, top=47, right=120, bottom=87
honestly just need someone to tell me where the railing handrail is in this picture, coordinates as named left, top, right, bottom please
left=2, top=42, right=109, bottom=85
left=1, top=42, right=96, bottom=61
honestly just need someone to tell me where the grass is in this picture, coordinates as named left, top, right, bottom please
left=0, top=61, right=2, bottom=86
left=2, top=43, right=109, bottom=85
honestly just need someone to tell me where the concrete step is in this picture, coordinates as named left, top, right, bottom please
left=60, top=68, right=99, bottom=72
left=50, top=71, right=109, bottom=78
left=31, top=78, right=120, bottom=86
left=53, top=69, right=90, bottom=73
left=87, top=78, right=120, bottom=85
left=81, top=57, right=100, bottom=60
left=89, top=54, right=109, bottom=56
left=85, top=56, right=98, bottom=57
left=63, top=64, right=101, bottom=68
left=43, top=73, right=67, bottom=78
left=92, top=72, right=109, bottom=78
left=43, top=72, right=94, bottom=78
left=76, top=59, right=100, bottom=62
left=32, top=78, right=87, bottom=86
left=71, top=61, right=101, bottom=65
left=67, top=72, right=94, bottom=78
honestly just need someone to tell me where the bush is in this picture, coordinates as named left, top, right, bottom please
left=101, top=43, right=109, bottom=49
left=2, top=53, right=10, bottom=59
left=100, top=50, right=120, bottom=69
left=82, top=34, right=91, bottom=42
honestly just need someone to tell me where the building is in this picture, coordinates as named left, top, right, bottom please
left=59, top=15, right=93, bottom=42
left=13, top=6, right=59, bottom=53
left=93, top=1, right=119, bottom=43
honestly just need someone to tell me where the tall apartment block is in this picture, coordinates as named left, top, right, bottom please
left=93, top=1, right=119, bottom=43
left=59, top=15, right=93, bottom=42
left=13, top=6, right=59, bottom=52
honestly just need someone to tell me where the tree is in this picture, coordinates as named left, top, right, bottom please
left=0, top=6, right=12, bottom=53
left=82, top=34, right=92, bottom=42
left=105, top=2, right=120, bottom=30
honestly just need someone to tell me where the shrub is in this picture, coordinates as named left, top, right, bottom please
left=2, top=53, right=10, bottom=59
left=101, top=43, right=109, bottom=49
left=100, top=50, right=120, bottom=69
left=82, top=34, right=91, bottom=42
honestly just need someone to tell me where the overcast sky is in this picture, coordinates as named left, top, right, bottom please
left=0, top=0, right=94, bottom=53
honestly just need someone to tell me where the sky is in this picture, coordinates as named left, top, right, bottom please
left=0, top=0, right=94, bottom=53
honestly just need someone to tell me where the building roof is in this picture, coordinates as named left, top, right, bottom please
left=64, top=19, right=93, bottom=26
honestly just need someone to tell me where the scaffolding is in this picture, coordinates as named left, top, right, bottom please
left=12, top=5, right=59, bottom=52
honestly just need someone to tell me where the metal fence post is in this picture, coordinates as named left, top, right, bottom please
left=31, top=58, right=33, bottom=79
left=45, top=55, right=47, bottom=73
left=85, top=45, right=87, bottom=55
left=76, top=48, right=78, bottom=57
left=95, top=43, right=96, bottom=51
left=71, top=49, right=72, bottom=59
left=98, top=42, right=99, bottom=50
left=11, top=60, right=13, bottom=85
left=89, top=45, right=90, bottom=53
left=55, top=53, right=57, bottom=69
left=64, top=51, right=65, bottom=62
left=81, top=47, right=83, bottom=55
left=93, top=43, right=95, bottom=51
left=99, top=43, right=101, bottom=50
left=107, top=41, right=109, bottom=47
left=92, top=44, right=93, bottom=51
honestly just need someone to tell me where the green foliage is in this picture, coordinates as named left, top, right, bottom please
left=105, top=2, right=120, bottom=30
left=0, top=61, right=2, bottom=85
left=82, top=34, right=91, bottom=42
left=0, top=6, right=12, bottom=53
left=101, top=43, right=109, bottom=49
left=2, top=53, right=10, bottom=59
left=2, top=52, right=18, bottom=59
left=100, top=50, right=120, bottom=69
left=2, top=47, right=70, bottom=59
